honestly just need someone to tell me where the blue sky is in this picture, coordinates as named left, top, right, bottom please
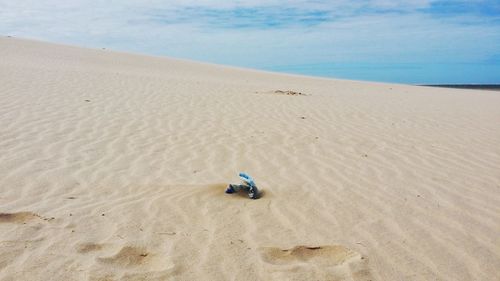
left=1, top=0, right=499, bottom=84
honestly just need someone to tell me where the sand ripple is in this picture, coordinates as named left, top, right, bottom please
left=1, top=37, right=499, bottom=280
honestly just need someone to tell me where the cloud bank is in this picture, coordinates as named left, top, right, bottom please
left=1, top=0, right=499, bottom=83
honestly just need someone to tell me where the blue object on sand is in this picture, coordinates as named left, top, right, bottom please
left=225, top=173, right=259, bottom=199
left=225, top=185, right=235, bottom=194
left=239, top=172, right=255, bottom=187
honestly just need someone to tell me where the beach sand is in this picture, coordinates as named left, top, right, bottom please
left=1, top=37, right=499, bottom=281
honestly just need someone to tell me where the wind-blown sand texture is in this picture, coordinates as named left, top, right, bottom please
left=1, top=37, right=499, bottom=281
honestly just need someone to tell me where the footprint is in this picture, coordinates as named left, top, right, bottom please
left=260, top=245, right=358, bottom=266
left=97, top=246, right=151, bottom=267
left=77, top=242, right=104, bottom=253
left=260, top=245, right=373, bottom=280
left=0, top=212, right=39, bottom=224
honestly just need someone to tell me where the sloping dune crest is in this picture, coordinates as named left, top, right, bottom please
left=0, top=37, right=499, bottom=280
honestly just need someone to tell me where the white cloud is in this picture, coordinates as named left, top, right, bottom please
left=0, top=1, right=499, bottom=83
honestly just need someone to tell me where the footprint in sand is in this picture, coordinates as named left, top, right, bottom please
left=77, top=242, right=104, bottom=254
left=0, top=212, right=39, bottom=224
left=260, top=245, right=357, bottom=265
left=260, top=245, right=373, bottom=280
left=91, top=246, right=181, bottom=280
left=97, top=246, right=151, bottom=267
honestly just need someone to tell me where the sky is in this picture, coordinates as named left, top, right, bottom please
left=1, top=0, right=499, bottom=84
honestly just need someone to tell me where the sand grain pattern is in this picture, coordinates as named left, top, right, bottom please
left=0, top=37, right=499, bottom=280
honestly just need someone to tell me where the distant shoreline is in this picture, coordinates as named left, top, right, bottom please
left=422, top=84, right=500, bottom=91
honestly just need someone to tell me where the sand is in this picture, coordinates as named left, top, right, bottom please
left=0, top=37, right=499, bottom=281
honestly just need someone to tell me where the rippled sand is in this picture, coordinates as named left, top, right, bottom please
left=1, top=37, right=499, bottom=281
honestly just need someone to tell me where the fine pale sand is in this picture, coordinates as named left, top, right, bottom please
left=1, top=37, right=499, bottom=281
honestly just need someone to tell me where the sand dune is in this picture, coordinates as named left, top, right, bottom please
left=0, top=37, right=499, bottom=281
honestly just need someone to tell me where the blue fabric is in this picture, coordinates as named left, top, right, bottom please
left=239, top=172, right=255, bottom=187
left=225, top=185, right=235, bottom=194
